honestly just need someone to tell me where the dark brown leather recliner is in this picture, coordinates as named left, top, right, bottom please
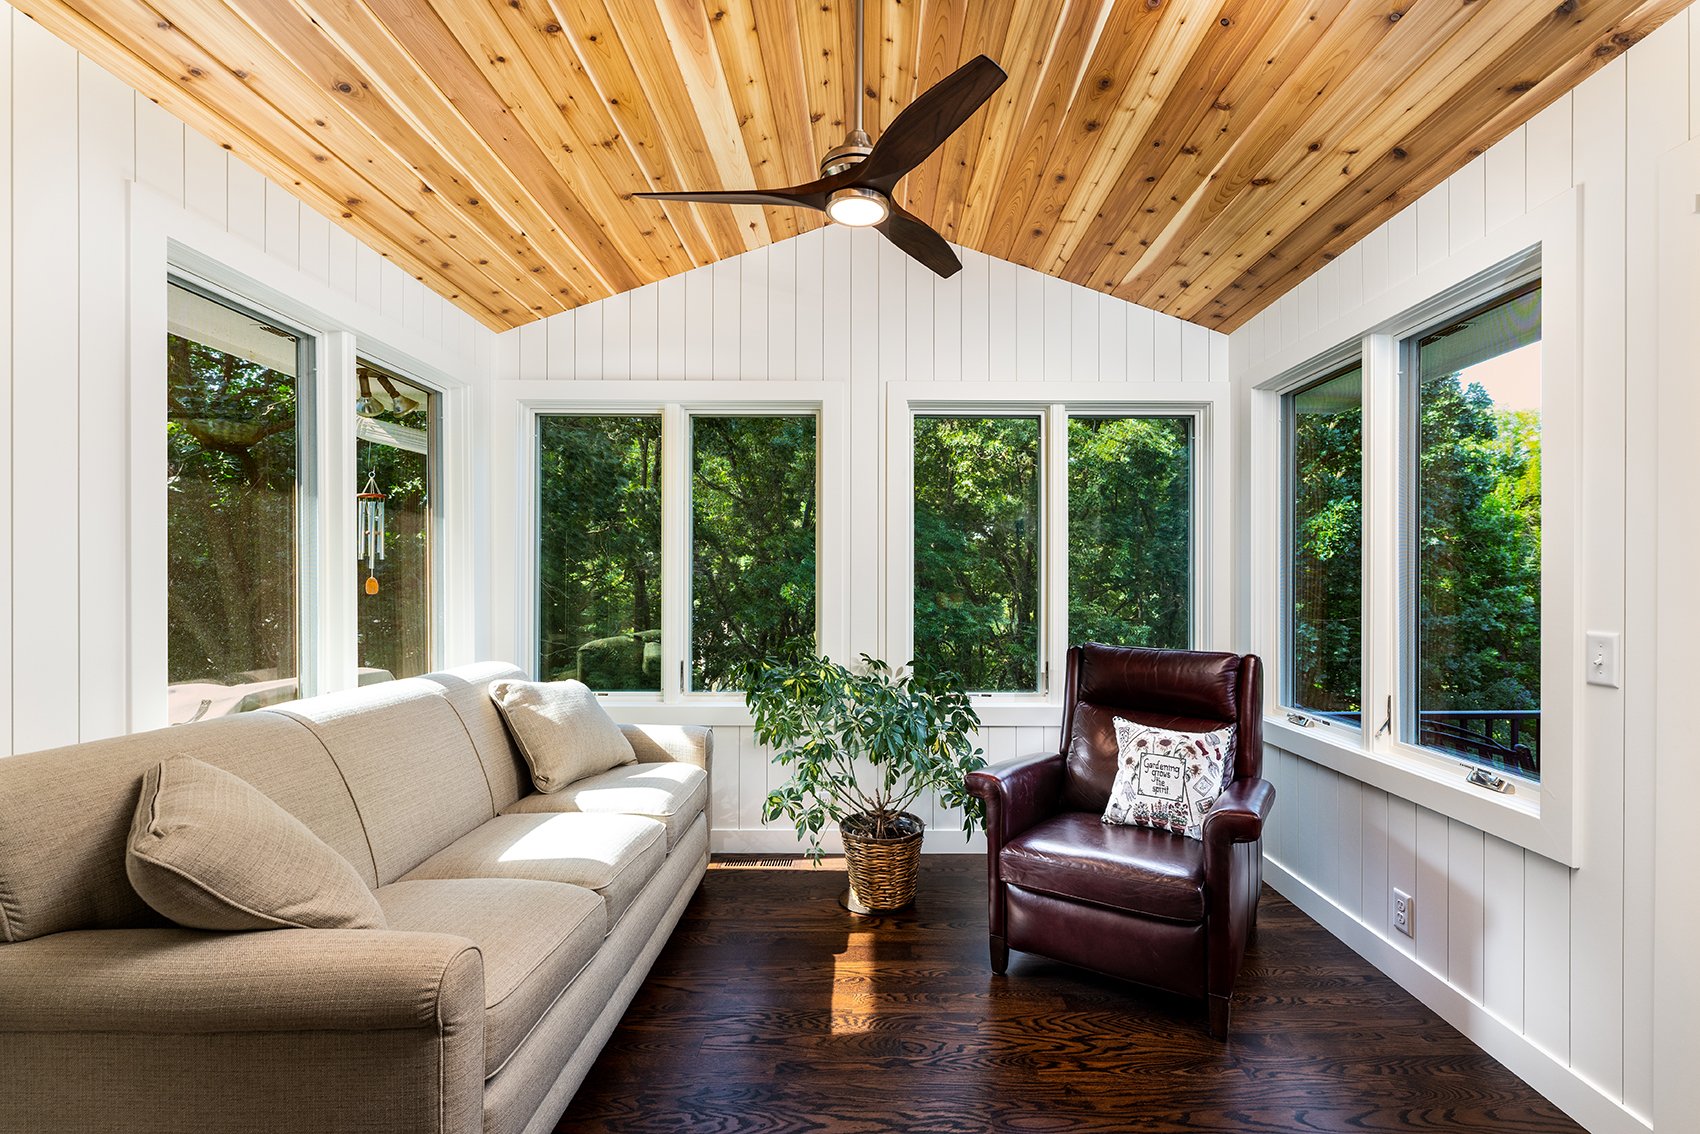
left=965, top=643, right=1275, bottom=1037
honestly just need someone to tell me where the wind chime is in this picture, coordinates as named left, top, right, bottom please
left=357, top=471, right=386, bottom=595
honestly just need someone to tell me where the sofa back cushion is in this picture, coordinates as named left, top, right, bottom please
left=0, top=713, right=369, bottom=943
left=265, top=679, right=495, bottom=885
left=419, top=662, right=530, bottom=811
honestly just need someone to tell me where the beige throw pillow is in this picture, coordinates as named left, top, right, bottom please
left=490, top=679, right=637, bottom=793
left=127, top=757, right=386, bottom=932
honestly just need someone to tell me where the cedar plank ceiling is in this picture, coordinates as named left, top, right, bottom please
left=17, top=0, right=1681, bottom=332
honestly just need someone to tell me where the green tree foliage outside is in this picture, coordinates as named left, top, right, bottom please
left=167, top=332, right=298, bottom=685
left=1068, top=416, right=1193, bottom=651
left=537, top=416, right=663, bottom=689
left=913, top=416, right=1041, bottom=692
left=691, top=416, right=818, bottom=690
left=1290, top=368, right=1363, bottom=717
left=355, top=394, right=432, bottom=680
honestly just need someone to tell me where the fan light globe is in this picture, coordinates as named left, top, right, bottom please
left=826, top=188, right=889, bottom=228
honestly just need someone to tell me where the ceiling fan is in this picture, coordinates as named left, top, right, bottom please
left=634, top=0, right=1005, bottom=278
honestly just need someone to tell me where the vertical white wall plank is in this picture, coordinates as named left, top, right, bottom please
left=656, top=274, right=687, bottom=379
left=76, top=58, right=133, bottom=744
left=12, top=18, right=80, bottom=752
left=684, top=265, right=713, bottom=380
left=1153, top=314, right=1182, bottom=381
left=903, top=253, right=933, bottom=382
left=1415, top=186, right=1450, bottom=272
left=1448, top=154, right=1487, bottom=251
left=1482, top=834, right=1526, bottom=1031
left=1446, top=820, right=1485, bottom=1003
left=601, top=291, right=630, bottom=381
left=709, top=723, right=740, bottom=833
left=226, top=156, right=267, bottom=249
left=1070, top=284, right=1098, bottom=379
left=1484, top=127, right=1527, bottom=232
left=516, top=320, right=548, bottom=382
left=932, top=254, right=962, bottom=381
left=1414, top=807, right=1450, bottom=980
left=1180, top=320, right=1211, bottom=384
left=574, top=301, right=603, bottom=379
left=987, top=257, right=1019, bottom=382
left=1336, top=775, right=1363, bottom=921
left=1293, top=275, right=1319, bottom=341
left=1384, top=209, right=1418, bottom=290
left=1385, top=796, right=1417, bottom=955
left=182, top=128, right=227, bottom=227
left=877, top=239, right=908, bottom=384
left=354, top=243, right=382, bottom=312
left=1041, top=275, right=1074, bottom=381
left=1013, top=266, right=1044, bottom=379
left=1360, top=787, right=1390, bottom=934
left=1525, top=94, right=1575, bottom=207
left=133, top=96, right=184, bottom=206
left=1359, top=222, right=1391, bottom=301
left=545, top=307, right=575, bottom=381
left=794, top=230, right=825, bottom=382
left=328, top=226, right=359, bottom=300
left=0, top=11, right=14, bottom=751
left=264, top=181, right=300, bottom=269
left=737, top=244, right=768, bottom=380
left=1127, top=303, right=1155, bottom=381
left=960, top=247, right=991, bottom=380
left=1522, top=851, right=1572, bottom=1061
left=1099, top=294, right=1127, bottom=380
left=711, top=257, right=741, bottom=380
left=767, top=239, right=796, bottom=380
left=297, top=207, right=330, bottom=285
left=628, top=282, right=659, bottom=381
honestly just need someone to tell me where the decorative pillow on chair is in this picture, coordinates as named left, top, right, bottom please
left=127, top=757, right=387, bottom=931
left=1102, top=719, right=1236, bottom=840
left=489, top=678, right=637, bottom=793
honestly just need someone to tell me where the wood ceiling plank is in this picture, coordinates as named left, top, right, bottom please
left=413, top=0, right=674, bottom=290
left=201, top=0, right=587, bottom=313
left=1121, top=0, right=1562, bottom=310
left=1127, top=0, right=1604, bottom=314
left=976, top=0, right=1111, bottom=262
left=17, top=0, right=540, bottom=325
left=1049, top=0, right=1317, bottom=289
left=796, top=0, right=853, bottom=167
left=888, top=0, right=965, bottom=218
left=706, top=0, right=804, bottom=240
left=750, top=0, right=826, bottom=234
left=547, top=0, right=725, bottom=265
left=952, top=0, right=1071, bottom=248
left=918, top=1, right=1015, bottom=240
left=1202, top=0, right=1687, bottom=330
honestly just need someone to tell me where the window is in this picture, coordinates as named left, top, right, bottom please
left=1406, top=285, right=1542, bottom=778
left=165, top=282, right=311, bottom=723
left=1068, top=415, right=1193, bottom=651
left=534, top=407, right=820, bottom=696
left=1285, top=365, right=1363, bottom=723
left=354, top=361, right=436, bottom=681
left=537, top=415, right=663, bottom=689
left=690, top=415, right=818, bottom=691
left=913, top=415, right=1042, bottom=692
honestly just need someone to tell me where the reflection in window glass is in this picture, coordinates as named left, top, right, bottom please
left=913, top=415, right=1041, bottom=692
left=690, top=415, right=818, bottom=691
left=355, top=361, right=433, bottom=682
left=1288, top=366, right=1363, bottom=722
left=1411, top=284, right=1542, bottom=778
left=537, top=416, right=663, bottom=690
left=1068, top=415, right=1192, bottom=651
left=166, top=283, right=303, bottom=723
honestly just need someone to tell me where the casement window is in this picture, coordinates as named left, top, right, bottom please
left=906, top=402, right=1202, bottom=697
left=1284, top=364, right=1364, bottom=725
left=534, top=406, right=821, bottom=696
left=353, top=359, right=438, bottom=682
left=165, top=281, right=313, bottom=723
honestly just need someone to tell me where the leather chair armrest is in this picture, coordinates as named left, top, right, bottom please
left=967, top=751, right=1065, bottom=850
left=1202, top=777, right=1275, bottom=847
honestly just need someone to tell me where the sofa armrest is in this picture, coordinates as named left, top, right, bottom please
left=0, top=926, right=483, bottom=1035
left=967, top=751, right=1065, bottom=850
left=620, top=723, right=712, bottom=770
left=1202, top=776, right=1274, bottom=850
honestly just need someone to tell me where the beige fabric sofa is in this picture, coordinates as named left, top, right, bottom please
left=0, top=662, right=710, bottom=1134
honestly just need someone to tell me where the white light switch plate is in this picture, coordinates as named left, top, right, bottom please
left=1586, top=631, right=1621, bottom=688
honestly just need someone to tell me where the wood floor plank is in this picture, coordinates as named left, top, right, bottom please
left=554, top=856, right=1582, bottom=1134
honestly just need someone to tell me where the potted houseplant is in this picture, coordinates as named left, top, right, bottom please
left=745, top=654, right=985, bottom=912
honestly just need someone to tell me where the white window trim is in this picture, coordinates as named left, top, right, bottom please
left=1248, top=188, right=1581, bottom=865
left=128, top=182, right=477, bottom=732
left=491, top=380, right=848, bottom=723
left=885, top=380, right=1232, bottom=726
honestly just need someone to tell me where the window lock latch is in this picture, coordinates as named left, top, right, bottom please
left=1286, top=712, right=1315, bottom=728
left=1465, top=767, right=1514, bottom=794
left=1376, top=695, right=1392, bottom=737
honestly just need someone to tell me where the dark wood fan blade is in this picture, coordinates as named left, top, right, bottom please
left=854, top=56, right=1006, bottom=193
left=876, top=205, right=962, bottom=278
left=635, top=188, right=826, bottom=211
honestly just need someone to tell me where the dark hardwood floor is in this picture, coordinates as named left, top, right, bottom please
left=556, top=855, right=1582, bottom=1133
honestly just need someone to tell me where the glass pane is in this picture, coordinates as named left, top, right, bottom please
left=690, top=415, right=818, bottom=691
left=913, top=415, right=1041, bottom=692
left=537, top=416, right=663, bottom=691
left=1068, top=415, right=1192, bottom=650
left=166, top=283, right=301, bottom=723
left=1413, top=285, right=1541, bottom=778
left=1288, top=366, right=1363, bottom=722
left=355, top=362, right=433, bottom=682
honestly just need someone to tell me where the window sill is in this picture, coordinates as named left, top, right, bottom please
left=596, top=698, right=1067, bottom=729
left=1264, top=714, right=1575, bottom=867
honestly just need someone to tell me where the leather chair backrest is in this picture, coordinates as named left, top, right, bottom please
left=1059, top=644, right=1262, bottom=814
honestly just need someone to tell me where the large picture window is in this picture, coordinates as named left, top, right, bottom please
left=537, top=415, right=663, bottom=690
left=1286, top=365, right=1363, bottom=723
left=165, top=283, right=310, bottom=723
left=1068, top=415, right=1193, bottom=651
left=689, top=415, right=818, bottom=691
left=1407, top=285, right=1542, bottom=778
left=913, top=415, right=1042, bottom=692
left=354, top=361, right=436, bottom=681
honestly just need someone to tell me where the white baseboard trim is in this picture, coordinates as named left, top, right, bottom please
left=710, top=828, right=988, bottom=855
left=1264, top=857, right=1650, bottom=1134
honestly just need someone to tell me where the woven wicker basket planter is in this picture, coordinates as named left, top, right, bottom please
left=840, top=811, right=925, bottom=911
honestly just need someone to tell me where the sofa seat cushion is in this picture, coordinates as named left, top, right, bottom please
left=375, top=877, right=605, bottom=1079
left=400, top=813, right=666, bottom=927
left=999, top=811, right=1205, bottom=923
left=501, top=762, right=707, bottom=850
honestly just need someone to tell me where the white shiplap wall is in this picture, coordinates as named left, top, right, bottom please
left=1230, top=16, right=1699, bottom=1134
left=491, top=224, right=1229, bottom=853
left=0, top=5, right=491, bottom=756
